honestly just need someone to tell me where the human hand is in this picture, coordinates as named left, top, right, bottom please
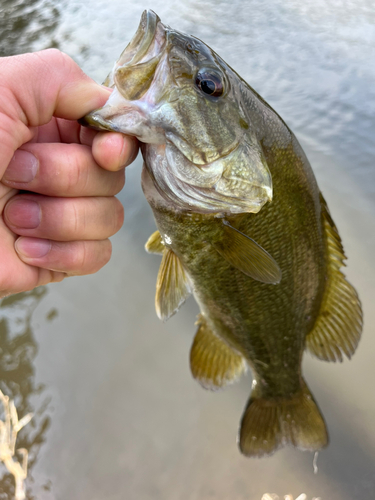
left=0, top=49, right=138, bottom=298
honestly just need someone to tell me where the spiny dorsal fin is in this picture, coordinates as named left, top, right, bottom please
left=145, top=230, right=164, bottom=254
left=306, top=194, right=363, bottom=362
left=155, top=248, right=192, bottom=321
left=190, top=314, right=247, bottom=390
left=239, top=379, right=328, bottom=457
left=213, top=221, right=282, bottom=284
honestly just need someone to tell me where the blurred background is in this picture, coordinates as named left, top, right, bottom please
left=0, top=0, right=374, bottom=498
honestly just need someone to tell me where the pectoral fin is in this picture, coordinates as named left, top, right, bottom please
left=155, top=248, right=192, bottom=321
left=213, top=221, right=282, bottom=284
left=145, top=230, right=164, bottom=254
left=306, top=194, right=363, bottom=362
left=190, top=315, right=247, bottom=390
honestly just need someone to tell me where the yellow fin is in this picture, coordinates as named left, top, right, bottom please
left=306, top=194, right=363, bottom=362
left=213, top=221, right=282, bottom=284
left=145, top=230, right=164, bottom=254
left=190, top=315, right=247, bottom=390
left=155, top=248, right=192, bottom=321
left=102, top=73, right=111, bottom=87
left=239, top=380, right=328, bottom=457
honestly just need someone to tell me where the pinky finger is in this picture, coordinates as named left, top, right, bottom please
left=37, top=268, right=67, bottom=286
left=15, top=237, right=112, bottom=276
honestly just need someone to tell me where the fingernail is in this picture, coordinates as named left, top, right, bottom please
left=15, top=237, right=51, bottom=258
left=5, top=199, right=41, bottom=228
left=119, top=137, right=138, bottom=168
left=119, top=137, right=130, bottom=168
left=3, top=150, right=39, bottom=183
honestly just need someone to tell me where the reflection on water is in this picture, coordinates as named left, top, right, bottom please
left=0, top=0, right=60, bottom=57
left=0, top=389, right=33, bottom=500
left=262, top=495, right=319, bottom=500
left=0, top=289, right=50, bottom=499
left=0, top=4, right=59, bottom=494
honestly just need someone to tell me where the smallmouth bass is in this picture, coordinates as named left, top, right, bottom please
left=80, top=10, right=363, bottom=457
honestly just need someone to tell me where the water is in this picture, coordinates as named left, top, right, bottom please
left=0, top=1, right=374, bottom=498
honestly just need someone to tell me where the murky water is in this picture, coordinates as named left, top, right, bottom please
left=1, top=0, right=374, bottom=499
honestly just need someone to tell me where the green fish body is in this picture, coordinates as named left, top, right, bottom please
left=80, top=10, right=363, bottom=457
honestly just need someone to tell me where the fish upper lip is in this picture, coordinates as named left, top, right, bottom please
left=113, top=10, right=168, bottom=102
left=117, top=10, right=161, bottom=68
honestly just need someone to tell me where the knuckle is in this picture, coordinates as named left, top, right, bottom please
left=109, top=170, right=126, bottom=195
left=65, top=146, right=90, bottom=193
left=42, top=48, right=64, bottom=59
left=72, top=199, right=85, bottom=236
left=70, top=241, right=88, bottom=272
left=100, top=240, right=112, bottom=267
left=42, top=49, right=73, bottom=69
left=57, top=199, right=84, bottom=240
left=37, top=268, right=64, bottom=286
left=110, top=197, right=124, bottom=235
left=50, top=271, right=66, bottom=283
left=0, top=265, right=27, bottom=296
left=71, top=240, right=112, bottom=275
left=0, top=277, right=13, bottom=298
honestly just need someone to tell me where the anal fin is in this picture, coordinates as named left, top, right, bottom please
left=306, top=194, right=363, bottom=362
left=239, top=380, right=328, bottom=457
left=155, top=248, right=192, bottom=321
left=190, top=314, right=247, bottom=390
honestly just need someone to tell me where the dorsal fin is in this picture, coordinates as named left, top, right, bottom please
left=306, top=194, right=363, bottom=362
left=213, top=221, right=282, bottom=284
left=155, top=248, right=192, bottom=321
left=145, top=230, right=164, bottom=254
left=190, top=314, right=247, bottom=390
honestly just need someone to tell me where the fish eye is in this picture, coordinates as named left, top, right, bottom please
left=195, top=69, right=224, bottom=97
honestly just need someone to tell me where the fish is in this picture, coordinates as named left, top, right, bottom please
left=79, top=10, right=363, bottom=457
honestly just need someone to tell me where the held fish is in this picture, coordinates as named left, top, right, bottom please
left=79, top=10, right=363, bottom=457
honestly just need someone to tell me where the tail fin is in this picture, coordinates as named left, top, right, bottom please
left=239, top=380, right=328, bottom=457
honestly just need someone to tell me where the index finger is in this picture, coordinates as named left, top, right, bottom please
left=91, top=132, right=139, bottom=171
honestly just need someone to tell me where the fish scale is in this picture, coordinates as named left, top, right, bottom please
left=153, top=202, right=315, bottom=398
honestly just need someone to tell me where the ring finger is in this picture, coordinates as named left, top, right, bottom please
left=4, top=194, right=124, bottom=241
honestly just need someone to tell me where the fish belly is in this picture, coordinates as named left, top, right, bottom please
left=151, top=197, right=325, bottom=398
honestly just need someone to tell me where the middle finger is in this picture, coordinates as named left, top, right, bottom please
left=2, top=142, right=125, bottom=197
left=4, top=194, right=124, bottom=241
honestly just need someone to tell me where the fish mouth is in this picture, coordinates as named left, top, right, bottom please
left=79, top=9, right=165, bottom=132
left=117, top=9, right=161, bottom=68
left=78, top=112, right=120, bottom=132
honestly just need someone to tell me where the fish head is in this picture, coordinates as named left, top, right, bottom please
left=80, top=10, right=272, bottom=214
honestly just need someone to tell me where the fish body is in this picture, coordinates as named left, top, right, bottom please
left=80, top=11, right=362, bottom=457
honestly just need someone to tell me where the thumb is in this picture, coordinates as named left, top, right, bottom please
left=0, top=49, right=110, bottom=177
left=1, top=48, right=111, bottom=126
